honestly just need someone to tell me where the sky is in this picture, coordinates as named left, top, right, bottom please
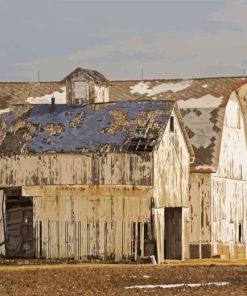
left=0, top=0, right=247, bottom=81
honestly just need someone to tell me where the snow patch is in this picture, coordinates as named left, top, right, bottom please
left=130, top=80, right=192, bottom=96
left=202, top=84, right=208, bottom=88
left=194, top=165, right=213, bottom=171
left=0, top=108, right=10, bottom=114
left=26, top=87, right=66, bottom=104
left=178, top=95, right=223, bottom=108
left=143, top=275, right=150, bottom=279
left=125, top=281, right=230, bottom=289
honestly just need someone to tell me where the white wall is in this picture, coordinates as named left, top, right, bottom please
left=211, top=92, right=247, bottom=257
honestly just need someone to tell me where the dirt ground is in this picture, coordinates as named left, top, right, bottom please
left=0, top=263, right=247, bottom=295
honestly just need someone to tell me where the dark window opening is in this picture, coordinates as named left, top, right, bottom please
left=131, top=222, right=141, bottom=258
left=4, top=188, right=34, bottom=258
left=144, top=222, right=152, bottom=241
left=127, top=137, right=155, bottom=152
left=39, top=221, right=42, bottom=257
left=170, top=116, right=175, bottom=132
left=239, top=223, right=242, bottom=243
left=125, top=128, right=158, bottom=152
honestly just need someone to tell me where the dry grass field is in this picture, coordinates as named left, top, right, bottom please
left=0, top=260, right=246, bottom=295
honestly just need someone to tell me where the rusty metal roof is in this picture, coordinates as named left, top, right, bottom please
left=109, top=77, right=247, bottom=104
left=0, top=82, right=64, bottom=109
left=0, top=101, right=176, bottom=155
left=109, top=77, right=247, bottom=172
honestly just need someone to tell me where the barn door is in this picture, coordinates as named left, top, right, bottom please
left=165, top=207, right=182, bottom=259
left=5, top=188, right=34, bottom=258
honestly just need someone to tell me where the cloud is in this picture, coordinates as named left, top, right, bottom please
left=6, top=1, right=247, bottom=81
left=11, top=27, right=247, bottom=81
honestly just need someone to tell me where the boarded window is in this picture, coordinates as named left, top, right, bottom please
left=73, top=81, right=87, bottom=99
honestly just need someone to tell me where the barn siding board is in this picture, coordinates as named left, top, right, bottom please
left=189, top=173, right=211, bottom=257
left=153, top=110, right=190, bottom=208
left=0, top=153, right=153, bottom=187
left=23, top=185, right=152, bottom=261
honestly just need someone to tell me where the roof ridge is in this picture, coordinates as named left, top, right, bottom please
left=111, top=76, right=247, bottom=82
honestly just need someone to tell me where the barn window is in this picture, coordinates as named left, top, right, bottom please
left=73, top=81, right=87, bottom=99
left=127, top=137, right=155, bottom=152
left=170, top=116, right=174, bottom=132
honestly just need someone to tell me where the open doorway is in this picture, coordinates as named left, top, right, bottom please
left=165, top=207, right=182, bottom=259
left=4, top=188, right=34, bottom=258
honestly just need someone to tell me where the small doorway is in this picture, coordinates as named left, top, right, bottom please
left=165, top=207, right=182, bottom=259
left=4, top=188, right=34, bottom=258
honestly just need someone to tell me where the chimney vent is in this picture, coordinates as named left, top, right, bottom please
left=49, top=95, right=56, bottom=112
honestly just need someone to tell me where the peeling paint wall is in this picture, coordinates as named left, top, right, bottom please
left=94, top=85, right=109, bottom=103
left=0, top=151, right=154, bottom=261
left=189, top=92, right=247, bottom=259
left=211, top=92, right=247, bottom=258
left=153, top=110, right=190, bottom=208
left=153, top=110, right=190, bottom=261
left=23, top=185, right=152, bottom=261
left=0, top=152, right=152, bottom=187
left=189, top=173, right=211, bottom=258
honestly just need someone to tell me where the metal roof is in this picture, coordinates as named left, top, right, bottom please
left=0, top=101, right=176, bottom=155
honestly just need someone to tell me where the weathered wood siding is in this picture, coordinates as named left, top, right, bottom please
left=153, top=110, right=190, bottom=262
left=94, top=85, right=109, bottom=103
left=153, top=110, right=190, bottom=207
left=189, top=173, right=211, bottom=258
left=23, top=185, right=152, bottom=261
left=211, top=92, right=247, bottom=258
left=0, top=152, right=152, bottom=187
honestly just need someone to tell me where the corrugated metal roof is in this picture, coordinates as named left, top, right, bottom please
left=0, top=101, right=175, bottom=155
